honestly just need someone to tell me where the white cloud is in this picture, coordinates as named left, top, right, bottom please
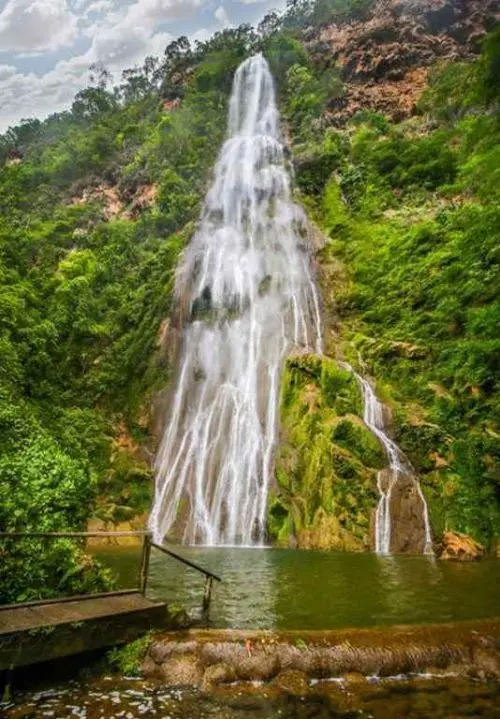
left=83, top=0, right=200, bottom=63
left=0, top=64, right=18, bottom=81
left=0, top=0, right=79, bottom=53
left=190, top=27, right=212, bottom=45
left=0, top=0, right=282, bottom=131
left=122, top=0, right=204, bottom=29
left=0, top=0, right=187, bottom=130
left=214, top=5, right=231, bottom=28
left=82, top=0, right=115, bottom=17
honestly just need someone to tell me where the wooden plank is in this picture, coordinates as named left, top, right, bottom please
left=0, top=589, right=139, bottom=612
left=0, top=593, right=162, bottom=634
left=0, top=594, right=170, bottom=670
left=0, top=607, right=41, bottom=633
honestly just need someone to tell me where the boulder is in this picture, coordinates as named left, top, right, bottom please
left=141, top=654, right=162, bottom=679
left=159, top=654, right=203, bottom=687
left=202, top=662, right=236, bottom=691
left=150, top=639, right=198, bottom=664
left=439, top=531, right=485, bottom=561
left=272, top=670, right=310, bottom=696
left=389, top=473, right=428, bottom=554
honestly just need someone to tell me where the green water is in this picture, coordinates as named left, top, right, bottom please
left=94, top=547, right=500, bottom=629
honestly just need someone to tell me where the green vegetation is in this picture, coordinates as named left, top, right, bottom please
left=0, top=28, right=260, bottom=602
left=107, top=633, right=154, bottom=676
left=287, top=29, right=500, bottom=546
left=0, top=0, right=498, bottom=601
left=270, top=354, right=380, bottom=549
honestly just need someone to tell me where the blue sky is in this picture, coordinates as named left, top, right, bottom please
left=0, top=0, right=285, bottom=131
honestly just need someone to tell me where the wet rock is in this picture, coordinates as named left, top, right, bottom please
left=150, top=639, right=199, bottom=664
left=201, top=662, right=236, bottom=690
left=473, top=649, right=500, bottom=678
left=345, top=672, right=368, bottom=685
left=389, top=473, right=427, bottom=554
left=272, top=670, right=310, bottom=696
left=438, top=531, right=485, bottom=561
left=159, top=654, right=204, bottom=687
left=236, top=652, right=281, bottom=681
left=141, top=654, right=162, bottom=679
left=298, top=509, right=365, bottom=552
left=199, top=641, right=246, bottom=667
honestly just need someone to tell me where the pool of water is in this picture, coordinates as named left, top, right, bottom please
left=93, top=547, right=500, bottom=630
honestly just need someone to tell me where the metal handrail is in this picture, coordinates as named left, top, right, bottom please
left=0, top=531, right=222, bottom=611
left=151, top=542, right=221, bottom=582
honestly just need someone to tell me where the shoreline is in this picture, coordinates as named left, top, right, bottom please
left=143, top=617, right=500, bottom=690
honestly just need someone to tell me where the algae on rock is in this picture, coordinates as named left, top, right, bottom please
left=269, top=354, right=383, bottom=550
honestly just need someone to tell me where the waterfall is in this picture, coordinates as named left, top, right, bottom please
left=341, top=363, right=433, bottom=555
left=150, top=54, right=322, bottom=546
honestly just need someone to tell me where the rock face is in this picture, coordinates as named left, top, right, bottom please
left=388, top=472, right=428, bottom=554
left=298, top=509, right=365, bottom=552
left=438, top=531, right=485, bottom=561
left=311, top=0, right=500, bottom=123
left=269, top=355, right=382, bottom=550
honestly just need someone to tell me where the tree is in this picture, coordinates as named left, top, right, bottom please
left=258, top=12, right=281, bottom=37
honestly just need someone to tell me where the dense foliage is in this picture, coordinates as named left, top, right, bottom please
left=289, top=29, right=500, bottom=545
left=0, top=27, right=259, bottom=602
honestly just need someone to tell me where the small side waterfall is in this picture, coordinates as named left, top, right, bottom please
left=150, top=55, right=322, bottom=546
left=341, top=362, right=433, bottom=555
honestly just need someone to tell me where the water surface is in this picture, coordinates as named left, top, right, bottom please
left=94, top=546, right=500, bottom=630
left=4, top=675, right=500, bottom=719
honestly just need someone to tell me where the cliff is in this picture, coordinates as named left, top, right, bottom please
left=308, top=0, right=499, bottom=123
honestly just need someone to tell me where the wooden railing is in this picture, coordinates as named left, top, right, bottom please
left=0, top=531, right=221, bottom=613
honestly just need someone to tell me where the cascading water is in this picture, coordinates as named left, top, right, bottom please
left=341, top=363, right=433, bottom=555
left=150, top=54, right=322, bottom=546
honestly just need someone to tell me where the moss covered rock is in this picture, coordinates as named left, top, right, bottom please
left=269, top=354, right=380, bottom=550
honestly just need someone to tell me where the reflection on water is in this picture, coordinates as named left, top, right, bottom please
left=94, top=546, right=500, bottom=630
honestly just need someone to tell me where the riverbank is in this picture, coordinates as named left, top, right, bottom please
left=2, top=619, right=500, bottom=719
left=143, top=619, right=500, bottom=690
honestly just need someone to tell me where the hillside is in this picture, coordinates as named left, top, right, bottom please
left=0, top=0, right=499, bottom=600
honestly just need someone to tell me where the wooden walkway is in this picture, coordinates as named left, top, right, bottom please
left=0, top=591, right=166, bottom=635
left=0, top=591, right=169, bottom=670
left=0, top=531, right=222, bottom=671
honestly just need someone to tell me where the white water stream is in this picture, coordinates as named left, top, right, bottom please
left=150, top=54, right=322, bottom=545
left=341, top=362, right=433, bottom=555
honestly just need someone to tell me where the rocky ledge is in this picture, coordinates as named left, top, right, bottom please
left=142, top=620, right=500, bottom=693
left=438, top=530, right=486, bottom=561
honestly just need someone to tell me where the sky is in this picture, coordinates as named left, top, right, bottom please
left=0, top=0, right=286, bottom=132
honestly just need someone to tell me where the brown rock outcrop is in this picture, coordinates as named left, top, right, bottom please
left=438, top=531, right=485, bottom=561
left=311, top=0, right=500, bottom=123
left=389, top=472, right=428, bottom=554
left=298, top=508, right=366, bottom=552
left=272, top=669, right=310, bottom=696
left=159, top=653, right=204, bottom=685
